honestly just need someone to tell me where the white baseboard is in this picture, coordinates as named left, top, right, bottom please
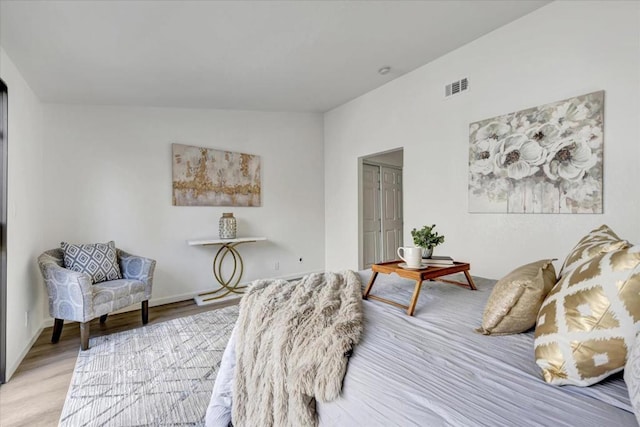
left=40, top=290, right=205, bottom=328
left=194, top=270, right=322, bottom=306
left=13, top=269, right=325, bottom=382
left=40, top=270, right=324, bottom=327
left=6, top=324, right=44, bottom=381
left=270, top=270, right=324, bottom=281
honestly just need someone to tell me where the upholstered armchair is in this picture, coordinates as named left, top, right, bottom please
left=37, top=248, right=156, bottom=350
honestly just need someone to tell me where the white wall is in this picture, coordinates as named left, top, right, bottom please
left=42, top=105, right=324, bottom=306
left=0, top=48, right=46, bottom=380
left=324, top=1, right=640, bottom=279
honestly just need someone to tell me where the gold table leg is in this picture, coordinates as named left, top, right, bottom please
left=198, top=242, right=249, bottom=302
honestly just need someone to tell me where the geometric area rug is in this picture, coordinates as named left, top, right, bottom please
left=59, top=305, right=239, bottom=427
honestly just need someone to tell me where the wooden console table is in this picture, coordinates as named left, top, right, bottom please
left=187, top=237, right=267, bottom=306
left=363, top=260, right=476, bottom=316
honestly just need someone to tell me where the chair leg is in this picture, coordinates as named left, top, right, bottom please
left=99, top=314, right=108, bottom=323
left=142, top=300, right=149, bottom=325
left=80, top=322, right=90, bottom=351
left=51, top=318, right=64, bottom=343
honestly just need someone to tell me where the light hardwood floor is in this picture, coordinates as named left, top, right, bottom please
left=0, top=298, right=238, bottom=427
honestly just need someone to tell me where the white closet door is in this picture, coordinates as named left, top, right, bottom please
left=381, top=166, right=403, bottom=262
left=362, top=164, right=381, bottom=268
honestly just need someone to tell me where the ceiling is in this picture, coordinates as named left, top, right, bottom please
left=0, top=0, right=549, bottom=112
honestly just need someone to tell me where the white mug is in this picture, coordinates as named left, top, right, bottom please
left=397, top=246, right=423, bottom=268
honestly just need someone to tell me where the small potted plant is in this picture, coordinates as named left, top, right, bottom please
left=411, top=224, right=445, bottom=258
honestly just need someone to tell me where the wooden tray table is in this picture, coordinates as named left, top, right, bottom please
left=363, top=260, right=476, bottom=316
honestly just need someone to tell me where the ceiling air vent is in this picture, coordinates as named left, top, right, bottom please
left=445, top=77, right=469, bottom=98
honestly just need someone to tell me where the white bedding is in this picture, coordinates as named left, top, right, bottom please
left=207, top=270, right=637, bottom=426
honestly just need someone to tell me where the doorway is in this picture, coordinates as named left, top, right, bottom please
left=0, top=79, right=7, bottom=384
left=359, top=149, right=403, bottom=269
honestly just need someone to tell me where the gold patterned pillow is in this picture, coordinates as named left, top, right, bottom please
left=534, top=246, right=640, bottom=386
left=477, top=259, right=557, bottom=335
left=559, top=224, right=629, bottom=279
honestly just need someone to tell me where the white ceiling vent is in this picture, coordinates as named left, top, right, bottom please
left=445, top=77, right=469, bottom=98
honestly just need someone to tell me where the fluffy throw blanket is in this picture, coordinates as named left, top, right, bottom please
left=232, top=271, right=364, bottom=427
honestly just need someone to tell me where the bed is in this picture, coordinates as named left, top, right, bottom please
left=206, top=270, right=637, bottom=426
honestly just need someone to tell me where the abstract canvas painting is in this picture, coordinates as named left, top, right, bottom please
left=172, top=143, right=261, bottom=206
left=468, top=91, right=604, bottom=213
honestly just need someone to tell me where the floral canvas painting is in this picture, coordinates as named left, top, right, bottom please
left=468, top=91, right=604, bottom=213
left=172, top=144, right=261, bottom=206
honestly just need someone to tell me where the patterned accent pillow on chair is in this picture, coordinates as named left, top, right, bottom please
left=61, top=241, right=122, bottom=284
left=534, top=246, right=640, bottom=386
left=558, top=224, right=629, bottom=279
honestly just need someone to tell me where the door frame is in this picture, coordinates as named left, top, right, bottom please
left=0, top=79, right=7, bottom=384
left=358, top=148, right=403, bottom=270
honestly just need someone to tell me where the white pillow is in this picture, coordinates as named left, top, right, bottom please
left=624, top=333, right=640, bottom=425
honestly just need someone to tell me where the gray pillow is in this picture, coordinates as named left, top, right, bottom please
left=61, top=240, right=122, bottom=284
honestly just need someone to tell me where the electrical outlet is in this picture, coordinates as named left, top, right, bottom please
left=274, top=261, right=280, bottom=270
